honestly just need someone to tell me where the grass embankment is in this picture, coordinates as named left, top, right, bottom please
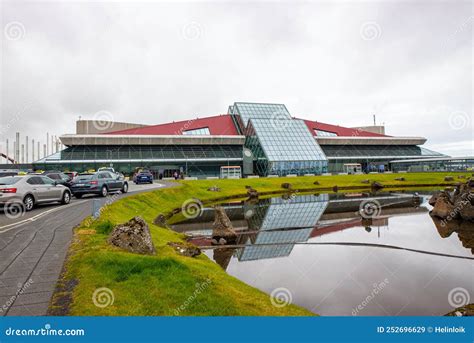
left=50, top=172, right=471, bottom=316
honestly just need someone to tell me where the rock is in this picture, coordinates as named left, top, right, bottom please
left=207, top=186, right=221, bottom=192
left=445, top=304, right=474, bottom=316
left=371, top=181, right=384, bottom=190
left=444, top=176, right=454, bottom=181
left=246, top=187, right=259, bottom=199
left=458, top=175, right=466, bottom=179
left=428, top=192, right=441, bottom=206
left=361, top=179, right=370, bottom=184
left=430, top=192, right=456, bottom=219
left=153, top=214, right=167, bottom=227
left=395, top=177, right=405, bottom=181
left=281, top=183, right=292, bottom=189
left=213, top=248, right=235, bottom=270
left=108, top=216, right=156, bottom=255
left=457, top=195, right=474, bottom=221
left=212, top=206, right=237, bottom=245
left=313, top=181, right=320, bottom=185
left=167, top=242, right=201, bottom=257
left=430, top=181, right=474, bottom=222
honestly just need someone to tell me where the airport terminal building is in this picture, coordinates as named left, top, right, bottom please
left=34, top=102, right=447, bottom=177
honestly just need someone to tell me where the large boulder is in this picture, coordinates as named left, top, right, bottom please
left=430, top=192, right=456, bottom=219
left=212, top=206, right=237, bottom=245
left=108, top=216, right=156, bottom=255
left=430, top=181, right=474, bottom=221
left=428, top=191, right=441, bottom=206
left=456, top=192, right=474, bottom=221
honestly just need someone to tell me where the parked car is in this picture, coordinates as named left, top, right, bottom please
left=64, top=171, right=78, bottom=180
left=133, top=169, right=154, bottom=184
left=70, top=171, right=128, bottom=198
left=0, top=175, right=71, bottom=212
left=42, top=172, right=74, bottom=189
left=0, top=169, right=19, bottom=177
left=98, top=167, right=116, bottom=174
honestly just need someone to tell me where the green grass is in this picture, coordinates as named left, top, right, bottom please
left=52, top=172, right=471, bottom=316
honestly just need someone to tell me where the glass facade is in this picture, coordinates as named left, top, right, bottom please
left=34, top=145, right=243, bottom=178
left=228, top=102, right=328, bottom=176
left=321, top=145, right=445, bottom=158
left=59, top=145, right=242, bottom=160
left=391, top=157, right=474, bottom=172
left=315, top=129, right=337, bottom=137
left=232, top=102, right=291, bottom=129
left=182, top=127, right=210, bottom=135
left=245, top=118, right=328, bottom=175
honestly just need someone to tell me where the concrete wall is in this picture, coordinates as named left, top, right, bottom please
left=76, top=120, right=147, bottom=134
left=60, top=134, right=246, bottom=146
left=350, top=125, right=386, bottom=135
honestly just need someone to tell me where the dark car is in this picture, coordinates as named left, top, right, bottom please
left=70, top=171, right=129, bottom=198
left=133, top=169, right=154, bottom=184
left=0, top=169, right=19, bottom=177
left=43, top=172, right=74, bottom=188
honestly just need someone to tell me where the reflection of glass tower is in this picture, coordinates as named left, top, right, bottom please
left=237, top=194, right=329, bottom=261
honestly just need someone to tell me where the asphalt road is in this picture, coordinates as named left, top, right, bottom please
left=0, top=181, right=176, bottom=316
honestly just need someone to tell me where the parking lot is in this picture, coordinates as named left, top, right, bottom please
left=0, top=181, right=176, bottom=316
left=0, top=181, right=165, bottom=228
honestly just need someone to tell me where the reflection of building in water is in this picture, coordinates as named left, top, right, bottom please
left=236, top=194, right=329, bottom=261
left=172, top=192, right=427, bottom=268
left=431, top=216, right=474, bottom=255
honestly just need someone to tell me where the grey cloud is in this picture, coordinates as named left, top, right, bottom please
left=0, top=0, right=472, bottom=157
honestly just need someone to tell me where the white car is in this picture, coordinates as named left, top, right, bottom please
left=0, top=175, right=71, bottom=212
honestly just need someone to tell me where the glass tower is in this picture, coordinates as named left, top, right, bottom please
left=230, top=102, right=328, bottom=176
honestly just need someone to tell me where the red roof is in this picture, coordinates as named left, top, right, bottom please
left=106, top=114, right=239, bottom=135
left=303, top=119, right=388, bottom=137
left=106, top=114, right=387, bottom=137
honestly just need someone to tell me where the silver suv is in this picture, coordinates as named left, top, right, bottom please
left=0, top=175, right=71, bottom=212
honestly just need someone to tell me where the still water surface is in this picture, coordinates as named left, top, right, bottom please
left=172, top=191, right=474, bottom=316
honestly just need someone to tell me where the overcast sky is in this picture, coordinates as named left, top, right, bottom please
left=1, top=0, right=472, bottom=160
